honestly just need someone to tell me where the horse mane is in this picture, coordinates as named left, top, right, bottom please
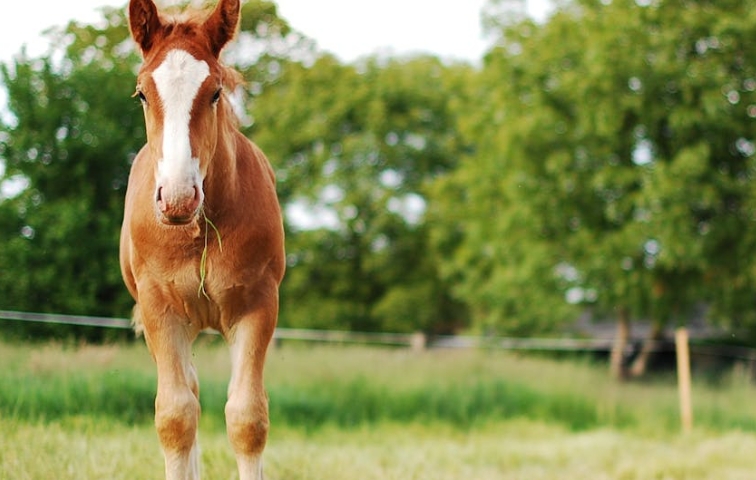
left=159, top=3, right=217, bottom=27
left=220, top=65, right=245, bottom=127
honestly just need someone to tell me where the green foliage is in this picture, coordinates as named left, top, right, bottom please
left=268, top=377, right=605, bottom=431
left=0, top=1, right=467, bottom=337
left=252, top=56, right=471, bottom=332
left=1, top=366, right=155, bottom=423
left=0, top=10, right=142, bottom=339
left=5, top=0, right=756, bottom=338
left=430, top=0, right=756, bottom=335
left=2, top=341, right=756, bottom=435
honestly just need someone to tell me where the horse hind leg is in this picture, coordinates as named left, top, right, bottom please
left=225, top=317, right=275, bottom=480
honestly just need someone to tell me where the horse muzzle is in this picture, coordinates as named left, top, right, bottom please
left=155, top=183, right=203, bottom=225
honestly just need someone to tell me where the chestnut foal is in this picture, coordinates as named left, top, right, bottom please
left=119, top=1, right=285, bottom=478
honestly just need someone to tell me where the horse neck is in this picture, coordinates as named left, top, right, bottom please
left=202, top=113, right=240, bottom=215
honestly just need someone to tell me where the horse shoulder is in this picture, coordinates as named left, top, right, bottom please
left=232, top=132, right=276, bottom=187
left=230, top=133, right=286, bottom=283
left=120, top=146, right=151, bottom=300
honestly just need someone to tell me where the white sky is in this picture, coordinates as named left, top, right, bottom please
left=0, top=0, right=550, bottom=65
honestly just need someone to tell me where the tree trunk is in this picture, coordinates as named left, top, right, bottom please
left=609, top=307, right=630, bottom=380
left=629, top=321, right=663, bottom=378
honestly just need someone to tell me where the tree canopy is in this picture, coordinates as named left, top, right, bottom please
left=3, top=0, right=756, bottom=342
left=429, top=0, right=756, bottom=338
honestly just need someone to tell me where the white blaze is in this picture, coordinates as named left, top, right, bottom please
left=152, top=49, right=210, bottom=191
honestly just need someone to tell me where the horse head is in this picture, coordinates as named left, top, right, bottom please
left=129, top=0, right=240, bottom=225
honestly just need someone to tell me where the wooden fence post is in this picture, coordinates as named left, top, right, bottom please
left=675, top=327, right=693, bottom=433
left=410, top=332, right=427, bottom=352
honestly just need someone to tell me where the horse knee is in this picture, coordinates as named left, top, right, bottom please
left=155, top=388, right=200, bottom=451
left=225, top=395, right=269, bottom=455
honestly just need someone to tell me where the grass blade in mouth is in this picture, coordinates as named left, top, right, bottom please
left=198, top=211, right=222, bottom=299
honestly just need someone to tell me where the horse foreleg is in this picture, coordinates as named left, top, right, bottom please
left=143, top=318, right=201, bottom=480
left=225, top=309, right=276, bottom=480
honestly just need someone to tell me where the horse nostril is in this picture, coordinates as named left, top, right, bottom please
left=156, top=186, right=163, bottom=203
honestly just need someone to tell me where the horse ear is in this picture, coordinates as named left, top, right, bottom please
left=204, top=0, right=240, bottom=57
left=129, top=0, right=163, bottom=55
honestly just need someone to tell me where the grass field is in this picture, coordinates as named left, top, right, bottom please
left=2, top=339, right=756, bottom=479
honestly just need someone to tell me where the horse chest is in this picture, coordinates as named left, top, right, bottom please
left=139, top=234, right=249, bottom=291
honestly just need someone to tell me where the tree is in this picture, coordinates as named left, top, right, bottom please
left=0, top=1, right=470, bottom=338
left=0, top=8, right=142, bottom=339
left=251, top=55, right=472, bottom=333
left=431, top=0, right=756, bottom=359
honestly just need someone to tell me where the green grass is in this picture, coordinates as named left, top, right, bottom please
left=2, top=340, right=756, bottom=479
left=1, top=339, right=756, bottom=433
left=3, top=417, right=756, bottom=479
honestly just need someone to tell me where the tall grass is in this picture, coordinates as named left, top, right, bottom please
left=1, top=339, right=755, bottom=434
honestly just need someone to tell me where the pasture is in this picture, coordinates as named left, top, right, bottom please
left=1, top=339, right=756, bottom=479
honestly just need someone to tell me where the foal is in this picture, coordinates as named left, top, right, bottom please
left=119, top=1, right=285, bottom=478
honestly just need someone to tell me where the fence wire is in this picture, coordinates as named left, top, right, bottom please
left=2, top=309, right=756, bottom=360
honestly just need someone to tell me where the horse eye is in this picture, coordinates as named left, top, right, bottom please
left=212, top=88, right=222, bottom=104
left=134, top=89, right=147, bottom=104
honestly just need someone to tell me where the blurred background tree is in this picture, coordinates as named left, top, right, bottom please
left=0, top=7, right=141, bottom=339
left=3, top=0, right=756, bottom=349
left=428, top=0, right=756, bottom=366
left=250, top=55, right=472, bottom=332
